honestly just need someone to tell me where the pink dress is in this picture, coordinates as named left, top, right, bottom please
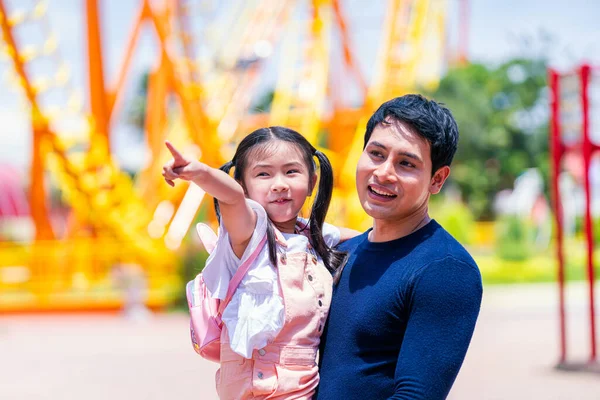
left=215, top=230, right=333, bottom=399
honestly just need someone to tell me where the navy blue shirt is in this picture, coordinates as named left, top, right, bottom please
left=317, top=220, right=482, bottom=400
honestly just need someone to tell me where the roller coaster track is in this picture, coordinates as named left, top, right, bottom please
left=336, top=0, right=447, bottom=228
left=0, top=0, right=164, bottom=260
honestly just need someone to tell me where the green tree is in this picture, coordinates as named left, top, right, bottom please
left=251, top=90, right=275, bottom=113
left=127, top=72, right=150, bottom=133
left=427, top=57, right=549, bottom=220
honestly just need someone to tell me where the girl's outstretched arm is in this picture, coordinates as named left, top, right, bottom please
left=162, top=141, right=255, bottom=257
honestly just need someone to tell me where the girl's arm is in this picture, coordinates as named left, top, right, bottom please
left=162, top=141, right=255, bottom=258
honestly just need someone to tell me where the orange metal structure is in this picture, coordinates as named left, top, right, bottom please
left=0, top=0, right=449, bottom=311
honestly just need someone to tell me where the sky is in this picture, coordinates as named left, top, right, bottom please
left=1, top=0, right=599, bottom=170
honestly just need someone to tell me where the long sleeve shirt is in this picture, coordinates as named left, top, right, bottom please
left=317, top=220, right=483, bottom=400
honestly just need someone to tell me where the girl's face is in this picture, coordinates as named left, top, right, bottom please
left=242, top=140, right=315, bottom=232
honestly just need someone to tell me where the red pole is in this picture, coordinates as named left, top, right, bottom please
left=549, top=68, right=567, bottom=364
left=580, top=64, right=597, bottom=362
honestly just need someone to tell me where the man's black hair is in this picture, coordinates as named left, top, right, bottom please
left=364, top=94, right=459, bottom=174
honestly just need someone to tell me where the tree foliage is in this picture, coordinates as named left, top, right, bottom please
left=427, top=57, right=549, bottom=220
left=126, top=72, right=150, bottom=132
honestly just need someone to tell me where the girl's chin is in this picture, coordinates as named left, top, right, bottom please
left=268, top=212, right=301, bottom=226
left=265, top=205, right=300, bottom=218
left=269, top=215, right=297, bottom=224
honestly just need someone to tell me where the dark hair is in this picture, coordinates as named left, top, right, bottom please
left=364, top=94, right=459, bottom=174
left=214, top=126, right=346, bottom=276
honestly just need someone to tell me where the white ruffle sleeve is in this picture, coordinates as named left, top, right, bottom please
left=201, top=199, right=284, bottom=358
left=296, top=217, right=341, bottom=248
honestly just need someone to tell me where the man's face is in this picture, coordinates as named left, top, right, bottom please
left=356, top=120, right=447, bottom=222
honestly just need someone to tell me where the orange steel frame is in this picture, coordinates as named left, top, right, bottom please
left=0, top=0, right=54, bottom=240
left=85, top=0, right=222, bottom=164
left=0, top=0, right=454, bottom=313
left=3, top=0, right=445, bottom=241
left=5, top=0, right=226, bottom=240
left=28, top=0, right=365, bottom=240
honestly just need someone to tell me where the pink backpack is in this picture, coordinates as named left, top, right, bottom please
left=186, top=223, right=267, bottom=362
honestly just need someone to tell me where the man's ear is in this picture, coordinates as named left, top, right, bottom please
left=308, top=174, right=318, bottom=196
left=429, top=166, right=450, bottom=195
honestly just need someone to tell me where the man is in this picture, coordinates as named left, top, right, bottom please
left=317, top=94, right=483, bottom=399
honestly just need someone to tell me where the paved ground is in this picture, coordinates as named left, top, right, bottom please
left=1, top=283, right=600, bottom=399
left=448, top=282, right=600, bottom=400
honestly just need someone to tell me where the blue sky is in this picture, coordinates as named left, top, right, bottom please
left=1, top=0, right=599, bottom=169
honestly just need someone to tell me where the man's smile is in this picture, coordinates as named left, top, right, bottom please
left=367, top=184, right=398, bottom=200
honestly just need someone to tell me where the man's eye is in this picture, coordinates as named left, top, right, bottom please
left=369, top=150, right=383, bottom=158
left=400, top=161, right=415, bottom=168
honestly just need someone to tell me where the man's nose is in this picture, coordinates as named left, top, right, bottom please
left=373, top=160, right=397, bottom=183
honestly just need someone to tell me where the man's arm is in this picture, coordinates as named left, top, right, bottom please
left=390, top=257, right=482, bottom=400
left=338, top=227, right=362, bottom=242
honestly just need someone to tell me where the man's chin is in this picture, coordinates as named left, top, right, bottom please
left=361, top=201, right=397, bottom=220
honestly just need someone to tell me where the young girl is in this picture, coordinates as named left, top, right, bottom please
left=162, top=126, right=358, bottom=399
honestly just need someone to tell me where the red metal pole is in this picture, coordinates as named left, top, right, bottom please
left=580, top=64, right=597, bottom=362
left=549, top=68, right=567, bottom=364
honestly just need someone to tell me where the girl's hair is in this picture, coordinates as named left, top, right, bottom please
left=214, top=126, right=346, bottom=276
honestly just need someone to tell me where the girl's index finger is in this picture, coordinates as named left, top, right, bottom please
left=165, top=141, right=186, bottom=163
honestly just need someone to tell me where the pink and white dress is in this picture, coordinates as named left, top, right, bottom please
left=202, top=199, right=339, bottom=399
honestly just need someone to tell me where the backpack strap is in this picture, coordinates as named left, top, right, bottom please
left=196, top=223, right=218, bottom=254
left=217, top=233, right=268, bottom=315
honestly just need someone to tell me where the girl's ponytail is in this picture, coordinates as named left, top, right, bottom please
left=308, top=150, right=347, bottom=282
left=265, top=223, right=278, bottom=271
left=213, top=160, right=235, bottom=222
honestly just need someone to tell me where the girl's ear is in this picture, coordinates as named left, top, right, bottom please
left=308, top=174, right=318, bottom=196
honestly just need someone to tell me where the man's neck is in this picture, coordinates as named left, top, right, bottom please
left=369, top=211, right=431, bottom=243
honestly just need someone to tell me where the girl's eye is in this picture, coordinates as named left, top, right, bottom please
left=256, top=172, right=269, bottom=177
left=287, top=169, right=299, bottom=174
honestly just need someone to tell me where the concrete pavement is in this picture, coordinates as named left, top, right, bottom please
left=1, top=282, right=599, bottom=399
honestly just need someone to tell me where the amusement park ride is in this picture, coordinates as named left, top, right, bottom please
left=0, top=0, right=452, bottom=311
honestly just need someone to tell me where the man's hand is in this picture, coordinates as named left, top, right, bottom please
left=162, top=141, right=206, bottom=186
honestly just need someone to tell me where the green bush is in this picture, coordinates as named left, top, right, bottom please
left=573, top=216, right=600, bottom=245
left=476, top=245, right=600, bottom=284
left=495, top=216, right=535, bottom=261
left=170, top=246, right=209, bottom=311
left=430, top=196, right=475, bottom=245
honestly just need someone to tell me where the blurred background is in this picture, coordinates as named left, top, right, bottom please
left=0, top=0, right=599, bottom=399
